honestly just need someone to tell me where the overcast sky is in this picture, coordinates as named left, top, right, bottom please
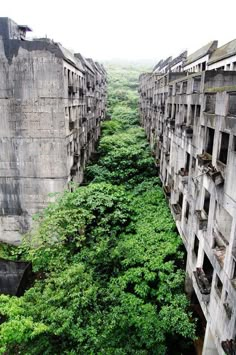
left=1, top=0, right=236, bottom=63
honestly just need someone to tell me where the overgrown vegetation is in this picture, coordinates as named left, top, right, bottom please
left=0, top=65, right=195, bottom=354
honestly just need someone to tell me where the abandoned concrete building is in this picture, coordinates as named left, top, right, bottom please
left=139, top=40, right=236, bottom=355
left=0, top=17, right=107, bottom=244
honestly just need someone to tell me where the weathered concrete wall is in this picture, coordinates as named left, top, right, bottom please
left=139, top=68, right=236, bottom=355
left=0, top=18, right=107, bottom=244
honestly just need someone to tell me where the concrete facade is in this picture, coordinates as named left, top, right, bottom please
left=139, top=41, right=236, bottom=355
left=0, top=18, right=107, bottom=244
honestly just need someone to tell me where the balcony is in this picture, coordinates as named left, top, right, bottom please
left=207, top=165, right=224, bottom=185
left=163, top=185, right=171, bottom=198
left=171, top=203, right=182, bottom=221
left=197, top=152, right=212, bottom=167
left=193, top=268, right=211, bottom=302
left=213, top=246, right=226, bottom=267
left=221, top=339, right=236, bottom=355
left=195, top=210, right=208, bottom=230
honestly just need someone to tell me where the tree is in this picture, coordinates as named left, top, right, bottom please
left=0, top=64, right=195, bottom=354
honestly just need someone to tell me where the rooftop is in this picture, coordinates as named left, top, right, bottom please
left=185, top=40, right=218, bottom=66
left=208, top=39, right=236, bottom=65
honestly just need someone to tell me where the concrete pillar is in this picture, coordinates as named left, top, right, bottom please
left=202, top=323, right=219, bottom=355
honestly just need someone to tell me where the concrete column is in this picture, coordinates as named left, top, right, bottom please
left=202, top=323, right=219, bottom=355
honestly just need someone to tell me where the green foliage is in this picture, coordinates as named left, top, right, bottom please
left=0, top=64, right=195, bottom=354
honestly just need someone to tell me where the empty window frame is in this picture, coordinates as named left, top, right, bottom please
left=184, top=104, right=188, bottom=124
left=203, top=253, right=214, bottom=284
left=232, top=258, right=236, bottom=279
left=218, top=132, right=229, bottom=165
left=228, top=93, right=236, bottom=116
left=193, top=235, right=199, bottom=258
left=176, top=83, right=181, bottom=94
left=185, top=201, right=190, bottom=221
left=215, top=203, right=232, bottom=244
left=215, top=274, right=223, bottom=296
left=196, top=105, right=201, bottom=118
left=178, top=192, right=183, bottom=208
left=203, top=189, right=211, bottom=216
left=172, top=104, right=176, bottom=120
left=182, top=81, right=187, bottom=94
left=193, top=77, right=201, bottom=93
left=205, top=94, right=216, bottom=114
left=233, top=136, right=236, bottom=152
left=185, top=152, right=190, bottom=172
left=190, top=105, right=195, bottom=125
left=202, top=62, right=206, bottom=71
left=206, top=127, right=215, bottom=155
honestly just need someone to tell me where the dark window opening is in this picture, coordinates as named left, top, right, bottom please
left=178, top=192, right=183, bottom=208
left=206, top=127, right=215, bottom=155
left=173, top=104, right=176, bottom=120
left=233, top=260, right=236, bottom=279
left=80, top=148, right=85, bottom=166
left=182, top=81, right=187, bottom=94
left=69, top=121, right=74, bottom=131
left=184, top=104, right=188, bottom=124
left=176, top=83, right=181, bottom=94
left=216, top=275, right=223, bottom=296
left=196, top=105, right=201, bottom=118
left=168, top=104, right=172, bottom=118
left=233, top=136, right=236, bottom=152
left=218, top=132, right=229, bottom=165
left=193, top=77, right=201, bottom=93
left=193, top=235, right=199, bottom=258
left=228, top=93, right=236, bottom=116
left=203, top=189, right=210, bottom=216
left=185, top=201, right=190, bottom=220
left=68, top=107, right=71, bottom=120
left=185, top=152, right=190, bottom=172
left=190, top=105, right=195, bottom=125
left=203, top=253, right=213, bottom=284
left=205, top=94, right=216, bottom=114
left=202, top=62, right=206, bottom=71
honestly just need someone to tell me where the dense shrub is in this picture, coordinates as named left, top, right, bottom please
left=0, top=65, right=195, bottom=354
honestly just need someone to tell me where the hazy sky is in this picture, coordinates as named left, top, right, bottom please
left=1, top=0, right=236, bottom=62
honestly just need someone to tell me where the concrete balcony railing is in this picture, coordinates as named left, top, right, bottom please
left=197, top=152, right=212, bottom=167
left=213, top=245, right=226, bottom=267
left=195, top=210, right=208, bottom=230
left=207, top=165, right=224, bottom=185
left=193, top=267, right=211, bottom=303
left=171, top=203, right=182, bottom=221
left=163, top=185, right=171, bottom=198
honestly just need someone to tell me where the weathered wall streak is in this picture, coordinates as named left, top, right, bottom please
left=0, top=18, right=107, bottom=244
